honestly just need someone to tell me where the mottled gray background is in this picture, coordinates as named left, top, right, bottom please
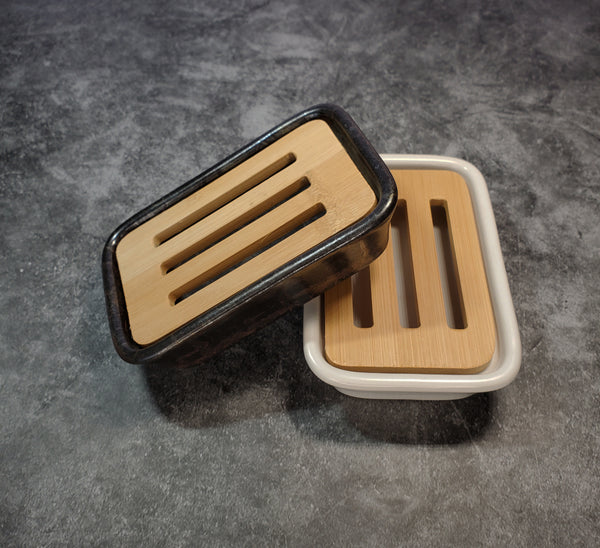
left=1, top=0, right=599, bottom=545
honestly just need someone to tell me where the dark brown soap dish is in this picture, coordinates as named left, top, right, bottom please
left=102, top=104, right=397, bottom=367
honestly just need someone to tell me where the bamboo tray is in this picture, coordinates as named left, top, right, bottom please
left=303, top=155, right=521, bottom=399
left=103, top=105, right=396, bottom=366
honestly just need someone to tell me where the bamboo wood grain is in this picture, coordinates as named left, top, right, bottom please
left=324, top=169, right=496, bottom=374
left=116, top=119, right=377, bottom=345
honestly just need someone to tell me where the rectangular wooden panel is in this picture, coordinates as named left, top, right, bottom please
left=324, top=169, right=496, bottom=374
left=116, top=119, right=377, bottom=345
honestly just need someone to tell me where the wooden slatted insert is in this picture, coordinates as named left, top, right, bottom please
left=116, top=119, right=377, bottom=345
left=324, top=169, right=496, bottom=374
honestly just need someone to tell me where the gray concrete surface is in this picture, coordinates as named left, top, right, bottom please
left=1, top=0, right=599, bottom=545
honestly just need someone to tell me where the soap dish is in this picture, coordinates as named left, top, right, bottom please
left=103, top=105, right=396, bottom=366
left=303, top=155, right=521, bottom=399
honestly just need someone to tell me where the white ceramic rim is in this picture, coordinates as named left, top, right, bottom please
left=302, top=154, right=522, bottom=397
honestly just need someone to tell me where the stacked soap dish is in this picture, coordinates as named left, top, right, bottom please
left=303, top=155, right=521, bottom=400
left=103, top=104, right=520, bottom=400
left=103, top=105, right=396, bottom=366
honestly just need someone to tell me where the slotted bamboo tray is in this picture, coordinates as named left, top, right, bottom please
left=103, top=105, right=397, bottom=366
left=303, top=155, right=521, bottom=399
left=324, top=169, right=496, bottom=374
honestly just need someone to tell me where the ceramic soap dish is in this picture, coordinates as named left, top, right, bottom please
left=103, top=105, right=396, bottom=366
left=303, top=155, right=521, bottom=399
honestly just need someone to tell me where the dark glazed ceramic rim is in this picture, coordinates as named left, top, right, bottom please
left=102, top=104, right=397, bottom=366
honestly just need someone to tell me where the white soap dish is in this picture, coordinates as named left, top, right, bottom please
left=303, top=155, right=521, bottom=399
